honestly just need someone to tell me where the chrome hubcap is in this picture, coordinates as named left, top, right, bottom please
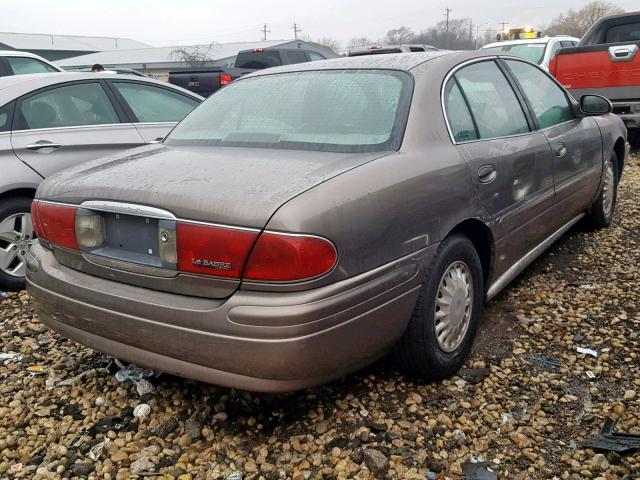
left=434, top=261, right=473, bottom=353
left=0, top=213, right=33, bottom=278
left=602, top=160, right=615, bottom=216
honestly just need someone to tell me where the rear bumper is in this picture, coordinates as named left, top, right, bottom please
left=26, top=243, right=433, bottom=391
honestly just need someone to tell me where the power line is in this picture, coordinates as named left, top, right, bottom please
left=292, top=22, right=302, bottom=40
left=260, top=24, right=271, bottom=41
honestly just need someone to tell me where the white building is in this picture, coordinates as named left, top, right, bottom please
left=0, top=32, right=150, bottom=61
left=57, top=40, right=335, bottom=80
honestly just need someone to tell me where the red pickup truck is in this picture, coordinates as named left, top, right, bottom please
left=550, top=12, right=640, bottom=143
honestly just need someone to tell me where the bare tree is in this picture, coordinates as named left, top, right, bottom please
left=545, top=1, right=624, bottom=37
left=412, top=19, right=475, bottom=49
left=347, top=37, right=374, bottom=49
left=169, top=43, right=216, bottom=67
left=385, top=26, right=415, bottom=44
left=315, top=37, right=342, bottom=54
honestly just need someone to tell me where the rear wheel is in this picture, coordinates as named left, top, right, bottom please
left=586, top=153, right=618, bottom=229
left=395, top=234, right=483, bottom=379
left=0, top=197, right=34, bottom=291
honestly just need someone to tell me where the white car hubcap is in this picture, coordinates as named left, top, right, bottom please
left=602, top=160, right=615, bottom=217
left=434, top=261, right=473, bottom=353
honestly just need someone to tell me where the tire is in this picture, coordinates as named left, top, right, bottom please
left=586, top=152, right=618, bottom=230
left=394, top=234, right=484, bottom=380
left=0, top=197, right=34, bottom=291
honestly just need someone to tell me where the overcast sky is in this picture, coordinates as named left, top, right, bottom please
left=2, top=0, right=637, bottom=48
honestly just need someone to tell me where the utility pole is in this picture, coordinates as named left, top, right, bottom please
left=469, top=19, right=473, bottom=44
left=292, top=22, right=302, bottom=40
left=499, top=21, right=509, bottom=30
left=445, top=7, right=452, bottom=49
left=260, top=24, right=271, bottom=41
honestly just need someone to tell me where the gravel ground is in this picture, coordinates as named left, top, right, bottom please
left=1, top=156, right=639, bottom=480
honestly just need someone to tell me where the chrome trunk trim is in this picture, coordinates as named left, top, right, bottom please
left=80, top=201, right=176, bottom=220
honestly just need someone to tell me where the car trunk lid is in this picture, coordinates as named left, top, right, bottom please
left=37, top=144, right=389, bottom=298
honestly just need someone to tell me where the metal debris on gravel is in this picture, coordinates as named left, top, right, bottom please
left=1, top=155, right=640, bottom=479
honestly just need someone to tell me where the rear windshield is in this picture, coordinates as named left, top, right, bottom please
left=484, top=43, right=546, bottom=64
left=235, top=51, right=283, bottom=69
left=605, top=22, right=640, bottom=43
left=165, top=69, right=413, bottom=153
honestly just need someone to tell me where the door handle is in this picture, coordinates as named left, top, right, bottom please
left=149, top=137, right=164, bottom=144
left=25, top=142, right=62, bottom=151
left=554, top=142, right=567, bottom=157
left=477, top=165, right=497, bottom=184
left=609, top=44, right=638, bottom=62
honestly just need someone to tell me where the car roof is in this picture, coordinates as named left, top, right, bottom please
left=0, top=49, right=51, bottom=59
left=0, top=72, right=203, bottom=105
left=481, top=36, right=580, bottom=49
left=247, top=50, right=456, bottom=77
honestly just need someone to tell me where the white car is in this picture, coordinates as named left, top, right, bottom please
left=480, top=36, right=580, bottom=71
left=0, top=51, right=62, bottom=77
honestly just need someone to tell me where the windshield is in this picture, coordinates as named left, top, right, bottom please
left=482, top=43, right=547, bottom=64
left=165, top=69, right=412, bottom=153
left=502, top=44, right=546, bottom=64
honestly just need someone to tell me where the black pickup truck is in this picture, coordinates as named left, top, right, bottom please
left=169, top=47, right=335, bottom=97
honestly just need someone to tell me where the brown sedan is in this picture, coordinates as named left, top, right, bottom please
left=26, top=51, right=627, bottom=391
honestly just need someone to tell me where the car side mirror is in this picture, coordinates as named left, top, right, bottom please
left=580, top=95, right=612, bottom=115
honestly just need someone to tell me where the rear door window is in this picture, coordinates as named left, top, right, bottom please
left=111, top=82, right=199, bottom=123
left=20, top=82, right=119, bottom=129
left=453, top=61, right=529, bottom=139
left=443, top=79, right=478, bottom=142
left=6, top=56, right=59, bottom=75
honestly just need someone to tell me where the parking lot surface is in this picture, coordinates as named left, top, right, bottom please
left=1, top=156, right=639, bottom=480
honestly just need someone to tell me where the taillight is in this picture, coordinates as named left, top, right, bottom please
left=33, top=201, right=78, bottom=250
left=30, top=201, right=44, bottom=239
left=176, top=222, right=258, bottom=278
left=219, top=73, right=233, bottom=86
left=30, top=200, right=337, bottom=283
left=244, top=232, right=337, bottom=282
